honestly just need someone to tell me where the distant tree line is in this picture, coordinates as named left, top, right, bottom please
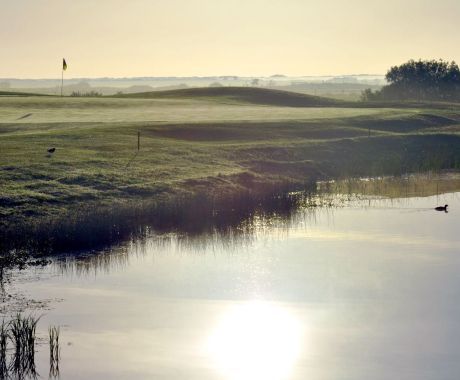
left=362, top=59, right=460, bottom=102
left=70, top=90, right=103, bottom=97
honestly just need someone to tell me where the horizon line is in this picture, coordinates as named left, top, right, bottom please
left=0, top=73, right=385, bottom=81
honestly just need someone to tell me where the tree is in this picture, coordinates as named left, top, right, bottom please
left=362, top=59, right=460, bottom=102
left=209, top=82, right=223, bottom=88
left=360, top=88, right=378, bottom=101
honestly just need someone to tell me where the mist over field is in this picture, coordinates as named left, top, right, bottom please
left=0, top=74, right=385, bottom=102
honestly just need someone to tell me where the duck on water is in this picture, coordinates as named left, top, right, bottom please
left=435, top=204, right=448, bottom=212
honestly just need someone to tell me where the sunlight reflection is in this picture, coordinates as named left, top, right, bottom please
left=207, top=302, right=303, bottom=380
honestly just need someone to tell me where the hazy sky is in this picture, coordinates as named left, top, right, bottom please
left=1, top=0, right=459, bottom=78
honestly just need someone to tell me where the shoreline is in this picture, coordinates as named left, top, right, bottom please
left=2, top=168, right=460, bottom=263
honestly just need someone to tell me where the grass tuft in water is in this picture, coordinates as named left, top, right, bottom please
left=0, top=314, right=64, bottom=379
left=9, top=314, right=40, bottom=379
left=0, top=319, right=8, bottom=379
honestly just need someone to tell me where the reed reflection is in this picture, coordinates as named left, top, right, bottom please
left=1, top=185, right=316, bottom=257
left=50, top=173, right=460, bottom=277
left=52, top=197, right=323, bottom=278
left=0, top=315, right=61, bottom=380
left=48, top=326, right=60, bottom=379
left=56, top=247, right=131, bottom=278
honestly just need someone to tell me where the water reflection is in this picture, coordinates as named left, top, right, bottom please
left=207, top=302, right=302, bottom=380
left=318, top=171, right=460, bottom=199
left=56, top=246, right=131, bottom=277
left=4, top=172, right=458, bottom=262
left=47, top=172, right=460, bottom=277
left=0, top=186, right=316, bottom=257
left=0, top=315, right=55, bottom=380
left=4, top=173, right=460, bottom=380
left=48, top=326, right=60, bottom=380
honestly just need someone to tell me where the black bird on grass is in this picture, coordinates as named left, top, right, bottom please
left=435, top=204, right=448, bottom=212
left=17, top=113, right=32, bottom=120
left=47, top=147, right=56, bottom=154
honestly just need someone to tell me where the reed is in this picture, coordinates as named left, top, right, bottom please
left=0, top=315, right=66, bottom=379
left=0, top=180, right=316, bottom=258
left=9, top=314, right=40, bottom=379
left=0, top=319, right=8, bottom=379
left=49, top=325, right=60, bottom=379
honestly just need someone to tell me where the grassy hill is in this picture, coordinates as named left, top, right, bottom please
left=116, top=86, right=346, bottom=107
left=0, top=90, right=48, bottom=97
left=117, top=86, right=460, bottom=110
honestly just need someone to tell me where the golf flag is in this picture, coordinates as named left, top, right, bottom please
left=63, top=58, right=67, bottom=71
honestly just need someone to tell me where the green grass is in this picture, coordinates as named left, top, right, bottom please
left=117, top=86, right=460, bottom=109
left=115, top=86, right=347, bottom=107
left=0, top=95, right=389, bottom=124
left=1, top=87, right=460, bottom=248
left=0, top=90, right=48, bottom=97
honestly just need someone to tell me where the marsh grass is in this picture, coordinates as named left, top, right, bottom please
left=1, top=180, right=317, bottom=257
left=318, top=172, right=460, bottom=199
left=0, top=320, right=8, bottom=379
left=0, top=315, right=63, bottom=379
left=9, top=314, right=40, bottom=379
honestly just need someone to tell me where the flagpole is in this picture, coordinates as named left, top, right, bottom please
left=61, top=67, right=64, bottom=97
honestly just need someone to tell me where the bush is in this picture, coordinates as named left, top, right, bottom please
left=363, top=59, right=460, bottom=102
left=70, top=91, right=103, bottom=97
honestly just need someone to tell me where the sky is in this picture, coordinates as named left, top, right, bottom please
left=1, top=0, right=459, bottom=78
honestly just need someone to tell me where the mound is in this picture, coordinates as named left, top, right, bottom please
left=117, top=86, right=345, bottom=107
left=0, top=90, right=47, bottom=97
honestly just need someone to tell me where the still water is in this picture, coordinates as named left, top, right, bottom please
left=4, top=182, right=460, bottom=380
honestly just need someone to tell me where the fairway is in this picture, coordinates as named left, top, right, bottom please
left=0, top=96, right=395, bottom=125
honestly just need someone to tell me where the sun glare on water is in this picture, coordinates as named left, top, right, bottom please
left=207, top=302, right=303, bottom=380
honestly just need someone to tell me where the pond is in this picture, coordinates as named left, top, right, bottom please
left=2, top=175, right=460, bottom=380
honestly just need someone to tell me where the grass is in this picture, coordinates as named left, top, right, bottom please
left=0, top=315, right=61, bottom=379
left=318, top=172, right=460, bottom=199
left=1, top=87, right=460, bottom=255
left=115, top=86, right=347, bottom=107
left=49, top=326, right=60, bottom=379
left=0, top=320, right=8, bottom=379
left=114, top=86, right=460, bottom=110
left=2, top=184, right=316, bottom=255
left=9, top=314, right=40, bottom=379
left=0, top=90, right=48, bottom=97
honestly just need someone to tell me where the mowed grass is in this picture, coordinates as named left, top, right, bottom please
left=1, top=88, right=460, bottom=227
left=0, top=95, right=388, bottom=124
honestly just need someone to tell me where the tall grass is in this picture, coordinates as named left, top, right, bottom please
left=0, top=315, right=63, bottom=379
left=0, top=180, right=317, bottom=258
left=9, top=314, right=40, bottom=379
left=0, top=320, right=8, bottom=379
